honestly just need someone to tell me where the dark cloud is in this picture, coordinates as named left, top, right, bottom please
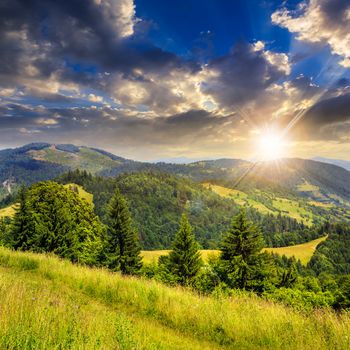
left=202, top=42, right=290, bottom=108
left=305, top=93, right=350, bottom=126
left=0, top=0, right=195, bottom=89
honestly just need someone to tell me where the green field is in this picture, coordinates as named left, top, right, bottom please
left=0, top=247, right=349, bottom=349
left=202, top=183, right=274, bottom=215
left=0, top=204, right=17, bottom=218
left=272, top=197, right=314, bottom=225
left=204, top=183, right=315, bottom=225
left=29, top=146, right=119, bottom=174
left=63, top=183, right=94, bottom=205
left=142, top=236, right=327, bottom=265
left=141, top=249, right=219, bottom=264
left=265, top=236, right=328, bottom=265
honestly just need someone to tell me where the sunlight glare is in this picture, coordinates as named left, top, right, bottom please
left=257, top=131, right=286, bottom=161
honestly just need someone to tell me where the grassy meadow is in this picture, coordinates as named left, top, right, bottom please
left=63, top=183, right=94, bottom=205
left=203, top=183, right=315, bottom=225
left=264, top=236, right=328, bottom=265
left=0, top=247, right=349, bottom=349
left=142, top=235, right=328, bottom=265
left=0, top=204, right=17, bottom=219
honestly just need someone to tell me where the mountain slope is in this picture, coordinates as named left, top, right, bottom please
left=313, top=157, right=350, bottom=172
left=1, top=143, right=350, bottom=223
left=0, top=143, right=138, bottom=199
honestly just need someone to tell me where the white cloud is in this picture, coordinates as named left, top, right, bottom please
left=272, top=0, right=350, bottom=67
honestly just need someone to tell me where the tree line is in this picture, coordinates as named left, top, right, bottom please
left=0, top=180, right=349, bottom=310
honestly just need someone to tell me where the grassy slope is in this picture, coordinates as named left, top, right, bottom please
left=0, top=204, right=17, bottom=218
left=202, top=183, right=274, bottom=215
left=29, top=146, right=119, bottom=174
left=1, top=247, right=349, bottom=350
left=141, top=250, right=220, bottom=264
left=203, top=183, right=316, bottom=225
left=63, top=183, right=93, bottom=205
left=142, top=236, right=328, bottom=265
left=264, top=236, right=328, bottom=265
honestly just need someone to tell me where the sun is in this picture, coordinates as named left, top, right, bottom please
left=257, top=131, right=286, bottom=161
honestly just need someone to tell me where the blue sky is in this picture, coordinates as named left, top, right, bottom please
left=0, top=0, right=349, bottom=160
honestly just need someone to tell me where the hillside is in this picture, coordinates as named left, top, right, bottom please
left=1, top=143, right=350, bottom=230
left=313, top=157, right=350, bottom=172
left=1, top=143, right=350, bottom=206
left=1, top=247, right=349, bottom=350
left=0, top=143, right=136, bottom=200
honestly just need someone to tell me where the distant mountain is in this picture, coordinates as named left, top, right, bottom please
left=1, top=144, right=350, bottom=212
left=0, top=143, right=135, bottom=199
left=313, top=157, right=350, bottom=172
left=150, top=156, right=219, bottom=164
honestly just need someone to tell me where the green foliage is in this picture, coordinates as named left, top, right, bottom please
left=166, top=214, right=202, bottom=285
left=105, top=189, right=142, bottom=274
left=219, top=209, right=272, bottom=291
left=264, top=288, right=335, bottom=311
left=335, top=275, right=350, bottom=309
left=11, top=186, right=33, bottom=250
left=10, top=182, right=105, bottom=265
left=309, top=222, right=350, bottom=275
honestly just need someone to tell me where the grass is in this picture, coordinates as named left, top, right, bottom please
left=203, top=183, right=274, bottom=215
left=29, top=145, right=119, bottom=174
left=64, top=183, right=94, bottom=205
left=264, top=236, right=328, bottom=265
left=297, top=181, right=319, bottom=192
left=272, top=197, right=314, bottom=226
left=204, top=183, right=315, bottom=224
left=143, top=236, right=327, bottom=266
left=0, top=247, right=349, bottom=349
left=141, top=250, right=220, bottom=264
left=0, top=204, right=18, bottom=218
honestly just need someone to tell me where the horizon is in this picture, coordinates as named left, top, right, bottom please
left=1, top=141, right=350, bottom=164
left=0, top=0, right=350, bottom=161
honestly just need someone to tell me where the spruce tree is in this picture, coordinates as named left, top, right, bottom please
left=11, top=186, right=33, bottom=250
left=167, top=214, right=202, bottom=285
left=106, top=189, right=142, bottom=274
left=220, top=209, right=269, bottom=290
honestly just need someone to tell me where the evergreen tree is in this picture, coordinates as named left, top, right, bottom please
left=167, top=214, right=202, bottom=285
left=11, top=186, right=33, bottom=250
left=106, top=189, right=142, bottom=274
left=11, top=182, right=104, bottom=265
left=219, top=209, right=270, bottom=291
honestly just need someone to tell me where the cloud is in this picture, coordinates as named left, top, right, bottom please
left=272, top=0, right=350, bottom=67
left=201, top=42, right=291, bottom=112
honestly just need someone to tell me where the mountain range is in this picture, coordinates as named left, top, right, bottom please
left=1, top=143, right=350, bottom=205
left=1, top=143, right=350, bottom=249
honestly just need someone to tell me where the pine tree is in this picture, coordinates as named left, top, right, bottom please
left=167, top=214, right=202, bottom=285
left=11, top=186, right=33, bottom=250
left=106, top=189, right=142, bottom=274
left=220, top=209, right=270, bottom=290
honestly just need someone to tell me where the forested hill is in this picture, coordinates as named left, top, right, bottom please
left=1, top=143, right=350, bottom=211
left=56, top=170, right=323, bottom=249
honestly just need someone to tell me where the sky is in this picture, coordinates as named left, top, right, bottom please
left=0, top=0, right=350, bottom=161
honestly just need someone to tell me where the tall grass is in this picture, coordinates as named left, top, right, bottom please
left=0, top=247, right=349, bottom=349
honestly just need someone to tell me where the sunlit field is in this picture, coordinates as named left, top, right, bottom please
left=0, top=247, right=349, bottom=350
left=264, top=236, right=328, bottom=265
left=142, top=235, right=327, bottom=265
